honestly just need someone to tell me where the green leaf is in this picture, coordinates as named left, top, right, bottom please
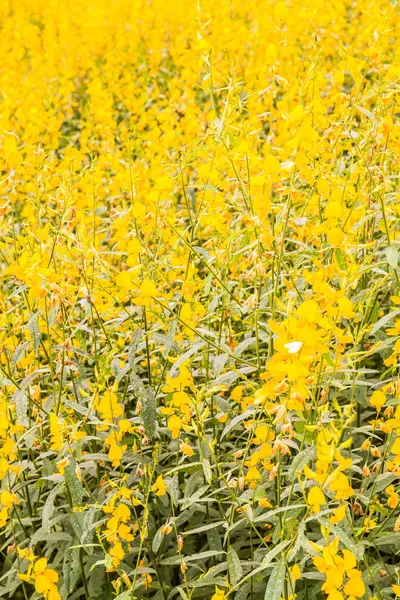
left=374, top=533, right=400, bottom=547
left=227, top=547, right=243, bottom=586
left=142, top=387, right=157, bottom=438
left=385, top=246, right=398, bottom=269
left=287, top=445, right=316, bottom=479
left=221, top=410, right=254, bottom=439
left=317, top=517, right=364, bottom=560
left=335, top=248, right=347, bottom=270
left=261, top=540, right=291, bottom=567
left=357, top=106, right=377, bottom=123
left=152, top=526, right=165, bottom=554
left=0, top=568, right=21, bottom=598
left=213, top=353, right=229, bottom=377
left=207, top=527, right=223, bottom=552
left=253, top=504, right=306, bottom=524
left=202, top=458, right=212, bottom=484
left=63, top=547, right=80, bottom=595
left=182, top=550, right=224, bottom=563
left=180, top=484, right=209, bottom=509
left=163, top=319, right=177, bottom=359
left=130, top=371, right=146, bottom=401
left=264, top=560, right=286, bottom=600
left=27, top=313, right=40, bottom=353
left=170, top=343, right=205, bottom=377
left=114, top=592, right=131, bottom=600
left=11, top=341, right=29, bottom=367
left=80, top=507, right=98, bottom=554
left=128, top=327, right=143, bottom=369
left=235, top=583, right=251, bottom=600
left=371, top=309, right=400, bottom=335
left=42, top=482, right=64, bottom=531
left=182, top=520, right=225, bottom=536
left=372, top=473, right=398, bottom=494
left=288, top=521, right=316, bottom=560
left=30, top=526, right=72, bottom=545
left=13, top=390, right=28, bottom=426
left=176, top=587, right=189, bottom=600
left=64, top=458, right=84, bottom=508
left=170, top=474, right=180, bottom=506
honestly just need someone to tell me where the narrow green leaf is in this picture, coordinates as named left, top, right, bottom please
left=221, top=410, right=254, bottom=439
left=163, top=319, right=176, bottom=359
left=42, top=482, right=64, bottom=531
left=335, top=248, right=347, bottom=270
left=385, top=246, right=398, bottom=269
left=227, top=546, right=243, bottom=586
left=371, top=309, right=400, bottom=335
left=63, top=547, right=80, bottom=595
left=27, top=313, right=40, bottom=353
left=264, top=560, right=286, bottom=600
left=202, top=458, right=212, bottom=484
left=152, top=526, right=165, bottom=554
left=142, top=387, right=157, bottom=438
left=182, top=520, right=225, bottom=536
left=317, top=517, right=364, bottom=560
left=64, top=458, right=84, bottom=508
left=176, top=587, right=189, bottom=600
left=287, top=445, right=316, bottom=479
left=13, top=390, right=28, bottom=426
left=261, top=540, right=291, bottom=567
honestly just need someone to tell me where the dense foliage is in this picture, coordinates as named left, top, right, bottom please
left=1, top=0, right=400, bottom=599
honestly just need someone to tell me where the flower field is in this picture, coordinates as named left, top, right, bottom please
left=1, top=0, right=400, bottom=598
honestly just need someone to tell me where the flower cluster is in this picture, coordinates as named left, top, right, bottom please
left=0, top=0, right=400, bottom=598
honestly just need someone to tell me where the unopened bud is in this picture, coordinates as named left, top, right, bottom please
left=371, top=447, right=381, bottom=458
left=269, top=465, right=278, bottom=481
left=360, top=439, right=371, bottom=451
left=135, top=465, right=144, bottom=477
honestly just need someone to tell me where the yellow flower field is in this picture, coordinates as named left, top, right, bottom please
left=1, top=0, right=400, bottom=598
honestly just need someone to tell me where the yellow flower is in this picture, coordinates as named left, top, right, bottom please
left=181, top=442, right=194, bottom=456
left=109, top=541, right=125, bottom=567
left=369, top=390, right=386, bottom=411
left=386, top=319, right=400, bottom=336
left=56, top=457, right=70, bottom=475
left=327, top=592, right=344, bottom=600
left=26, top=556, right=61, bottom=600
left=152, top=475, right=167, bottom=497
left=342, top=550, right=357, bottom=573
left=168, top=415, right=182, bottom=439
left=290, top=564, right=301, bottom=582
left=49, top=413, right=64, bottom=451
left=391, top=437, right=400, bottom=461
left=386, top=485, right=399, bottom=508
left=259, top=497, right=273, bottom=508
left=97, top=389, right=124, bottom=423
left=327, top=228, right=345, bottom=247
left=139, top=279, right=157, bottom=298
left=328, top=504, right=346, bottom=525
left=211, top=586, right=227, bottom=600
left=343, top=572, right=365, bottom=597
left=0, top=490, right=19, bottom=508
left=0, top=507, right=9, bottom=527
left=245, top=466, right=261, bottom=489
left=307, top=486, right=325, bottom=513
left=34, top=570, right=58, bottom=594
left=329, top=472, right=354, bottom=501
left=116, top=271, right=132, bottom=289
